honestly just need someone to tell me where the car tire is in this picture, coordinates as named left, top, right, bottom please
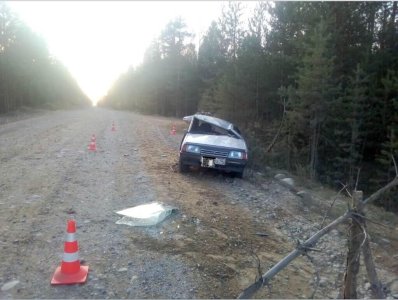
left=234, top=170, right=244, bottom=179
left=179, top=159, right=189, bottom=173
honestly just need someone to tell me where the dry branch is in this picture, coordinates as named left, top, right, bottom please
left=362, top=176, right=398, bottom=205
left=265, top=97, right=286, bottom=153
left=392, top=154, right=398, bottom=176
left=303, top=252, right=321, bottom=299
left=351, top=212, right=394, bottom=229
left=362, top=229, right=385, bottom=298
left=239, top=169, right=398, bottom=299
left=320, top=185, right=347, bottom=228
left=237, top=211, right=351, bottom=299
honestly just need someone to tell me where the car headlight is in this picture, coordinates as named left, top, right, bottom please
left=229, top=151, right=243, bottom=159
left=186, top=145, right=201, bottom=153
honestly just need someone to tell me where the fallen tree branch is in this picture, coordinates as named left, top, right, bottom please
left=337, top=181, right=352, bottom=199
left=248, top=242, right=262, bottom=281
left=239, top=172, right=398, bottom=298
left=352, top=215, right=368, bottom=253
left=304, top=252, right=321, bottom=299
left=392, top=154, right=397, bottom=177
left=320, top=185, right=347, bottom=228
left=351, top=212, right=394, bottom=229
left=362, top=176, right=398, bottom=205
left=237, top=211, right=351, bottom=299
left=362, top=228, right=385, bottom=298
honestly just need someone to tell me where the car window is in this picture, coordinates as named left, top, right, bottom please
left=212, top=125, right=229, bottom=136
left=187, top=116, right=241, bottom=139
left=233, top=125, right=241, bottom=135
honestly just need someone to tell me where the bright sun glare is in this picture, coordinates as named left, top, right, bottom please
left=8, top=1, right=232, bottom=106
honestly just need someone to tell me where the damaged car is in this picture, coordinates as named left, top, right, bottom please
left=179, top=114, right=248, bottom=178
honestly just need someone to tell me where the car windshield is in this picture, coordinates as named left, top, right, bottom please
left=189, top=118, right=239, bottom=138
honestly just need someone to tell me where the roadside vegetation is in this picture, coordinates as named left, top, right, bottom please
left=0, top=2, right=91, bottom=113
left=99, top=2, right=398, bottom=213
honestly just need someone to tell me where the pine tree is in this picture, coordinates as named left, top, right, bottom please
left=288, top=20, right=334, bottom=180
left=373, top=70, right=398, bottom=210
left=323, top=65, right=369, bottom=188
left=198, top=21, right=226, bottom=113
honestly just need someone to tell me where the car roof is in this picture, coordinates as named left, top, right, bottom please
left=193, top=114, right=233, bottom=130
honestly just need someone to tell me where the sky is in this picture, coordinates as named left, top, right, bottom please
left=8, top=1, right=255, bottom=105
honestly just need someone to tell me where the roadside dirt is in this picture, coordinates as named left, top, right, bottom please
left=0, top=108, right=397, bottom=299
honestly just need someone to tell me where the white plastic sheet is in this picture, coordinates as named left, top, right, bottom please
left=115, top=202, right=177, bottom=227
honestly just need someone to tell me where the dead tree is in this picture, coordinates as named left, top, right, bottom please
left=238, top=175, right=398, bottom=299
left=342, top=191, right=385, bottom=299
left=342, top=191, right=365, bottom=298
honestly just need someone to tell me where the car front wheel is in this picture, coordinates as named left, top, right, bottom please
left=179, top=158, right=189, bottom=173
left=234, top=170, right=244, bottom=178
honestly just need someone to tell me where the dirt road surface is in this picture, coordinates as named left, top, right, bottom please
left=1, top=108, right=397, bottom=299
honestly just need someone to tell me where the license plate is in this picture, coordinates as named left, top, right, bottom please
left=201, top=157, right=215, bottom=168
left=214, top=158, right=226, bottom=165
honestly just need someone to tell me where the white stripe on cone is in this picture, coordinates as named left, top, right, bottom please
left=62, top=251, right=79, bottom=262
left=65, top=233, right=76, bottom=242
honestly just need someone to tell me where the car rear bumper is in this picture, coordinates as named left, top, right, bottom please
left=179, top=152, right=246, bottom=172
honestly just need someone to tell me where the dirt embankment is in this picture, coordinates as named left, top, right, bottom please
left=0, top=108, right=397, bottom=299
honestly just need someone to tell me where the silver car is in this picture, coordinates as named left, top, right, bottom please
left=179, top=114, right=248, bottom=178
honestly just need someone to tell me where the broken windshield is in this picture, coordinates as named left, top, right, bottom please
left=189, top=117, right=239, bottom=138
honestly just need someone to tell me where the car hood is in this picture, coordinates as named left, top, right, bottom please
left=184, top=134, right=247, bottom=151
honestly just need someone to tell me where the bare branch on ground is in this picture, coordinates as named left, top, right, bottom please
left=319, top=185, right=347, bottom=229
left=237, top=211, right=351, bottom=299
left=362, top=176, right=398, bottom=205
left=304, top=252, right=321, bottom=299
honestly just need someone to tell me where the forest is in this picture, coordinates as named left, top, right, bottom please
left=99, top=2, right=397, bottom=212
left=0, top=2, right=90, bottom=113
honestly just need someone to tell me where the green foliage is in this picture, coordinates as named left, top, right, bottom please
left=100, top=2, right=398, bottom=212
left=321, top=65, right=369, bottom=189
left=372, top=70, right=398, bottom=211
left=285, top=20, right=335, bottom=180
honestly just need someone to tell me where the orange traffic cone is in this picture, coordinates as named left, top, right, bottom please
left=88, top=140, right=96, bottom=151
left=91, top=134, right=96, bottom=142
left=170, top=125, right=176, bottom=135
left=51, top=220, right=89, bottom=285
left=111, top=121, right=116, bottom=132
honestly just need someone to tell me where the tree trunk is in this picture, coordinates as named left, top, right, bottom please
left=362, top=234, right=385, bottom=298
left=310, top=119, right=320, bottom=180
left=342, top=191, right=364, bottom=298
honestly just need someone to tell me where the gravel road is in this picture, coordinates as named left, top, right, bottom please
left=0, top=108, right=397, bottom=299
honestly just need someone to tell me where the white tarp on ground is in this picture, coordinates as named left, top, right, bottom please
left=115, top=202, right=177, bottom=227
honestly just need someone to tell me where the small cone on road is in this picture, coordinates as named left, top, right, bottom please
left=91, top=134, right=96, bottom=142
left=170, top=124, right=176, bottom=135
left=88, top=140, right=96, bottom=152
left=51, top=220, right=89, bottom=285
left=111, top=121, right=116, bottom=132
